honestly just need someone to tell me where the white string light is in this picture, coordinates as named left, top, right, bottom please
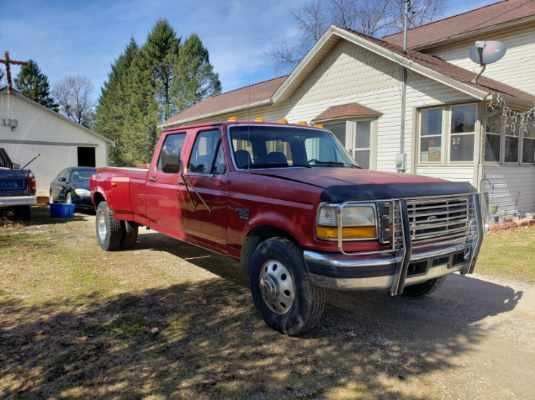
left=488, top=94, right=535, bottom=135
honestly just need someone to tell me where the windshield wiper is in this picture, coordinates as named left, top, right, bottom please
left=304, top=159, right=354, bottom=168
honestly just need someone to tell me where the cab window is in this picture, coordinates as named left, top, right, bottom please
left=158, top=133, right=186, bottom=173
left=188, top=129, right=221, bottom=174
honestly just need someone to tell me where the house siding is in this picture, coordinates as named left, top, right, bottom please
left=482, top=165, right=535, bottom=216
left=429, top=23, right=535, bottom=96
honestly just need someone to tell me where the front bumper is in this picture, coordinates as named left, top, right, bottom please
left=304, top=194, right=484, bottom=295
left=0, top=195, right=37, bottom=207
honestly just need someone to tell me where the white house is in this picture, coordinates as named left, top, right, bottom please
left=0, top=88, right=112, bottom=197
left=162, top=0, right=535, bottom=221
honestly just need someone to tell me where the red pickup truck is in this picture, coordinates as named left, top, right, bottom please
left=90, top=122, right=483, bottom=335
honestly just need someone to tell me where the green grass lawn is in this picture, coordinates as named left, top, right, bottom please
left=476, top=225, right=535, bottom=283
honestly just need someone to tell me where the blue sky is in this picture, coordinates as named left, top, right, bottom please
left=1, top=0, right=497, bottom=101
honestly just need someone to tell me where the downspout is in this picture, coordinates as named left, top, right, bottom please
left=397, top=0, right=409, bottom=173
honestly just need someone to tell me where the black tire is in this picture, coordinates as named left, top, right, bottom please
left=14, top=205, right=31, bottom=221
left=96, top=201, right=124, bottom=251
left=121, top=220, right=139, bottom=249
left=248, top=237, right=326, bottom=336
left=402, top=277, right=446, bottom=297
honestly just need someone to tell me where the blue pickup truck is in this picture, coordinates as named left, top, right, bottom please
left=0, top=148, right=36, bottom=220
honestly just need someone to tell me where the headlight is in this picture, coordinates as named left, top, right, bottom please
left=74, top=188, right=90, bottom=197
left=316, top=204, right=377, bottom=241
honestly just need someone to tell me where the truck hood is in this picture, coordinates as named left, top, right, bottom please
left=250, top=167, right=475, bottom=202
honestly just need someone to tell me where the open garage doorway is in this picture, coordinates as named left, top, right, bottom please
left=77, top=147, right=96, bottom=167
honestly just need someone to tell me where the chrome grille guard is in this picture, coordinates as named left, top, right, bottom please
left=333, top=193, right=484, bottom=296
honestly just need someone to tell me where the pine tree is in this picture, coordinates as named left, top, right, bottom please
left=120, top=19, right=180, bottom=164
left=122, top=50, right=159, bottom=165
left=14, top=60, right=58, bottom=111
left=173, top=34, right=221, bottom=112
left=95, top=39, right=139, bottom=165
left=94, top=20, right=221, bottom=165
left=142, top=19, right=181, bottom=122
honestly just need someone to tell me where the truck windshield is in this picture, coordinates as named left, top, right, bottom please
left=229, top=125, right=356, bottom=169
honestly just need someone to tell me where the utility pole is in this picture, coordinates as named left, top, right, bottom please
left=397, top=0, right=410, bottom=173
left=0, top=51, right=28, bottom=95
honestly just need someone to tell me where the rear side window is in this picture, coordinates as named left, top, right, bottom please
left=158, top=133, right=186, bottom=172
left=188, top=130, right=220, bottom=173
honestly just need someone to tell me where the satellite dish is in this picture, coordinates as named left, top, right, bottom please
left=469, top=41, right=506, bottom=65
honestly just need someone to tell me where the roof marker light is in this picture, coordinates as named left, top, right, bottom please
left=277, top=118, right=288, bottom=124
left=255, top=117, right=264, bottom=122
left=227, top=116, right=238, bottom=122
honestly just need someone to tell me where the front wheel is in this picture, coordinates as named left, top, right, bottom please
left=96, top=201, right=124, bottom=251
left=248, top=237, right=326, bottom=336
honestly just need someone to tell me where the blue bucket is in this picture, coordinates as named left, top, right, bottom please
left=49, top=203, right=76, bottom=218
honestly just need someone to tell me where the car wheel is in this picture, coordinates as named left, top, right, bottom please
left=14, top=205, right=31, bottom=221
left=248, top=237, right=326, bottom=336
left=96, top=201, right=124, bottom=251
left=402, top=277, right=446, bottom=298
left=121, top=220, right=139, bottom=249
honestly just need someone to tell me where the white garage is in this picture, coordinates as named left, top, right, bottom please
left=0, top=88, right=112, bottom=197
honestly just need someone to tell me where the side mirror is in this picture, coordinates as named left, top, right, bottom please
left=162, top=157, right=181, bottom=174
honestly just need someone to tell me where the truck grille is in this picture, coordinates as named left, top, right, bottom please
left=407, top=196, right=470, bottom=248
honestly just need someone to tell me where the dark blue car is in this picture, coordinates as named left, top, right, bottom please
left=49, top=167, right=96, bottom=210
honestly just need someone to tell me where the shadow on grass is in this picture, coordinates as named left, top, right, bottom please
left=0, top=233, right=524, bottom=399
left=0, top=206, right=89, bottom=228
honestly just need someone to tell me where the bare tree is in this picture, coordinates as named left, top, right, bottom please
left=53, top=76, right=95, bottom=128
left=272, top=0, right=444, bottom=69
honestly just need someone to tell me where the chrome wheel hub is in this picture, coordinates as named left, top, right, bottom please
left=97, top=211, right=107, bottom=242
left=259, top=260, right=296, bottom=315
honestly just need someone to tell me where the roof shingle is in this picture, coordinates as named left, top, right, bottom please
left=384, top=0, right=535, bottom=50
left=312, top=103, right=382, bottom=123
left=164, top=75, right=287, bottom=126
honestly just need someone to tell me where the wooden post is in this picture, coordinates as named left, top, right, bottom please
left=0, top=51, right=28, bottom=94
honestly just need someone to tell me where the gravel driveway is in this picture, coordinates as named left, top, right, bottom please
left=1, top=211, right=534, bottom=399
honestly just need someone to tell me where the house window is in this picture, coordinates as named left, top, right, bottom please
left=523, top=123, right=535, bottom=163
left=485, top=113, right=501, bottom=162
left=450, top=104, right=476, bottom=161
left=420, top=107, right=443, bottom=162
left=504, top=125, right=519, bottom=163
left=326, top=122, right=347, bottom=149
left=354, top=120, right=371, bottom=169
left=325, top=120, right=375, bottom=169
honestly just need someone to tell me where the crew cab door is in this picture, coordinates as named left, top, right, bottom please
left=145, top=132, right=188, bottom=237
left=182, top=128, right=229, bottom=251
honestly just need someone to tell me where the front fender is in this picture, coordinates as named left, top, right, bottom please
left=245, top=210, right=310, bottom=248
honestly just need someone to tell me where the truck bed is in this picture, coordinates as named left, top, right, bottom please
left=91, top=166, right=150, bottom=223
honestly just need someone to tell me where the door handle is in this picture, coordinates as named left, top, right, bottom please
left=148, top=176, right=157, bottom=182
